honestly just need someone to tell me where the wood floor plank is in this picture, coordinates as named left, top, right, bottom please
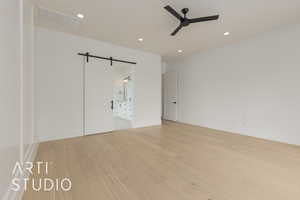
left=23, top=121, right=300, bottom=200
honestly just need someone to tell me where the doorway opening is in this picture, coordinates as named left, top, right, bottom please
left=112, top=63, right=134, bottom=130
left=163, top=71, right=178, bottom=121
left=84, top=58, right=134, bottom=136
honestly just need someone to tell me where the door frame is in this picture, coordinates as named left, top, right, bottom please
left=163, top=70, right=178, bottom=122
left=83, top=59, right=136, bottom=135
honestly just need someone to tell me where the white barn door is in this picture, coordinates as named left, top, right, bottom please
left=85, top=58, right=113, bottom=135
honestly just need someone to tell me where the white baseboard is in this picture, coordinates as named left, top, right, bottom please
left=2, top=142, right=39, bottom=200
left=84, top=129, right=113, bottom=135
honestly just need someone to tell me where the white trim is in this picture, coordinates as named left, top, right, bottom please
left=20, top=0, right=24, bottom=166
left=31, top=4, right=36, bottom=144
left=2, top=143, right=39, bottom=200
left=83, top=57, right=86, bottom=136
left=16, top=143, right=39, bottom=200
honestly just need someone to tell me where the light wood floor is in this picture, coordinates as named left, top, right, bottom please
left=23, top=121, right=300, bottom=200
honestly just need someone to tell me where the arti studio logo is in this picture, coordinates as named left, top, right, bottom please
left=11, top=161, right=72, bottom=192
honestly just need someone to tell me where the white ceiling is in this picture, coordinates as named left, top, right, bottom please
left=34, top=0, right=300, bottom=61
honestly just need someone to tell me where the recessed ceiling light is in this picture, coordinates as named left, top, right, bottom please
left=77, top=13, right=84, bottom=19
left=138, top=38, right=143, bottom=42
left=224, top=32, right=230, bottom=36
left=178, top=49, right=183, bottom=53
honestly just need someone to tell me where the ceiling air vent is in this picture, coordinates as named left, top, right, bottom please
left=36, top=7, right=82, bottom=29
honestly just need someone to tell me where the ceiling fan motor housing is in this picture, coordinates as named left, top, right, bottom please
left=181, top=8, right=189, bottom=15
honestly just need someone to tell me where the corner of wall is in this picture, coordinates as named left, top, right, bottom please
left=2, top=143, right=39, bottom=200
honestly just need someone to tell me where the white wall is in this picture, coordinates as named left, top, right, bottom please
left=0, top=0, right=21, bottom=197
left=35, top=28, right=161, bottom=142
left=22, top=0, right=35, bottom=164
left=168, top=23, right=300, bottom=146
left=0, top=0, right=35, bottom=198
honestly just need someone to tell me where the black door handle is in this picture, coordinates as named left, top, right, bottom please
left=110, top=100, right=114, bottom=110
left=172, top=101, right=177, bottom=104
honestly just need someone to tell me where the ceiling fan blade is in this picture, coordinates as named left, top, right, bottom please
left=164, top=5, right=183, bottom=20
left=171, top=24, right=183, bottom=36
left=189, top=15, right=219, bottom=23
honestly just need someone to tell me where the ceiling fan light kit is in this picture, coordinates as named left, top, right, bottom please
left=164, top=5, right=219, bottom=36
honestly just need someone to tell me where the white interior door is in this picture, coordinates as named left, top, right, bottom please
left=85, top=58, right=113, bottom=135
left=163, top=71, right=178, bottom=121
